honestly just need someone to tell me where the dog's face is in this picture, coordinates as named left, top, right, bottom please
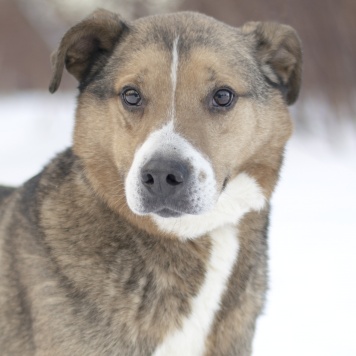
left=50, top=10, right=301, bottom=239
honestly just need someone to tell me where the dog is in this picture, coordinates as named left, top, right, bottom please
left=0, top=9, right=302, bottom=356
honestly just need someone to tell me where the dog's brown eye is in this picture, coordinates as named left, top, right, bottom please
left=213, top=89, right=234, bottom=107
left=122, top=89, right=142, bottom=106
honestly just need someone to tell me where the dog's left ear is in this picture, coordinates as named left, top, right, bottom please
left=242, top=22, right=302, bottom=105
left=49, top=9, right=127, bottom=93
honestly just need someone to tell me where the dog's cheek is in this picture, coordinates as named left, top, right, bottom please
left=208, top=96, right=290, bottom=185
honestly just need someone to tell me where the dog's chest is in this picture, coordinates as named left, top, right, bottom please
left=153, top=225, right=239, bottom=356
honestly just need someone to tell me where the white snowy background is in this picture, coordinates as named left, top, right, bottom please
left=0, top=92, right=355, bottom=356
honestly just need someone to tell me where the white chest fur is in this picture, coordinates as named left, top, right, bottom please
left=153, top=225, right=239, bottom=356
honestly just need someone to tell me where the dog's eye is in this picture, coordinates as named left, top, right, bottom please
left=122, top=88, right=142, bottom=106
left=212, top=89, right=234, bottom=107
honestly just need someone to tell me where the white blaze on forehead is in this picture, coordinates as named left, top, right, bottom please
left=125, top=122, right=216, bottom=215
left=153, top=225, right=239, bottom=356
left=170, top=36, right=179, bottom=121
left=153, top=172, right=266, bottom=239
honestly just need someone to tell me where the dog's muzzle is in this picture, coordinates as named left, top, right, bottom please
left=140, top=158, right=191, bottom=217
left=125, top=123, right=217, bottom=218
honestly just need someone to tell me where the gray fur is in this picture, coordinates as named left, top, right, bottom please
left=0, top=9, right=301, bottom=356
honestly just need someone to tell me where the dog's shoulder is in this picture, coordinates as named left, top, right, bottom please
left=37, top=148, right=78, bottom=188
left=0, top=186, right=15, bottom=205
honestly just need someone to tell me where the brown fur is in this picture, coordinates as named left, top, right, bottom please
left=0, top=9, right=301, bottom=355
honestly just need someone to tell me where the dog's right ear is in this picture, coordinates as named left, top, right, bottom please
left=49, top=9, right=127, bottom=93
left=241, top=21, right=302, bottom=105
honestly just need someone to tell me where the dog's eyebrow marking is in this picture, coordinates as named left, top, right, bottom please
left=169, top=36, right=179, bottom=122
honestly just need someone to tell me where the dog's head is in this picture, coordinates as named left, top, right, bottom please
left=50, top=9, right=301, bottom=239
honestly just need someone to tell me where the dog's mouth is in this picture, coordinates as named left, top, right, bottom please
left=154, top=208, right=184, bottom=218
left=222, top=176, right=229, bottom=192
left=134, top=176, right=229, bottom=219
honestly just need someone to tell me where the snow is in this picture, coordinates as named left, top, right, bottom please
left=0, top=92, right=75, bottom=185
left=1, top=92, right=355, bottom=355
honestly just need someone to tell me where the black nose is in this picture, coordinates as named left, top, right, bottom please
left=141, top=159, right=190, bottom=197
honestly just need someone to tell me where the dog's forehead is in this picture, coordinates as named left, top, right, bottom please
left=111, top=13, right=259, bottom=90
left=133, top=13, right=234, bottom=48
left=118, top=13, right=252, bottom=64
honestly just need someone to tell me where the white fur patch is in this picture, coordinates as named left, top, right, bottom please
left=152, top=172, right=266, bottom=239
left=153, top=225, right=239, bottom=356
left=125, top=122, right=216, bottom=216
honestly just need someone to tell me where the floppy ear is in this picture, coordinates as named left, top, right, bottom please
left=49, top=9, right=127, bottom=93
left=242, top=22, right=302, bottom=105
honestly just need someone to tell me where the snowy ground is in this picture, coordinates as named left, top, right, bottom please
left=0, top=92, right=355, bottom=355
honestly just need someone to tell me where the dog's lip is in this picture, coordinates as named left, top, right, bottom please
left=222, top=176, right=229, bottom=192
left=154, top=208, right=183, bottom=218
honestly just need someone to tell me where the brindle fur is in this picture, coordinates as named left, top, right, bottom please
left=0, top=9, right=301, bottom=356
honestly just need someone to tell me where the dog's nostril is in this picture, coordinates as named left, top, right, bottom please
left=141, top=159, right=189, bottom=194
left=143, top=173, right=154, bottom=185
left=166, top=173, right=183, bottom=186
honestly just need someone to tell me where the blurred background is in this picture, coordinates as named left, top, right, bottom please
left=0, top=1, right=355, bottom=355
left=1, top=0, right=356, bottom=136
